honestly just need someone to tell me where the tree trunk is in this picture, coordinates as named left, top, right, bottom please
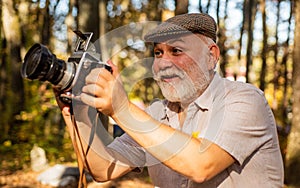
left=66, top=0, right=77, bottom=52
left=271, top=0, right=281, bottom=110
left=41, top=0, right=51, bottom=45
left=206, top=0, right=211, bottom=14
left=245, top=0, right=257, bottom=83
left=199, top=0, right=203, bottom=13
left=217, top=0, right=229, bottom=77
left=281, top=0, right=293, bottom=128
left=238, top=0, right=247, bottom=68
left=77, top=0, right=100, bottom=42
left=1, top=0, right=24, bottom=141
left=259, top=0, right=267, bottom=91
left=0, top=0, right=5, bottom=137
left=99, top=0, right=109, bottom=62
left=175, top=0, right=188, bottom=15
left=285, top=0, right=300, bottom=186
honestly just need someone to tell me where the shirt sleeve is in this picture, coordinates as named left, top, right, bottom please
left=107, top=133, right=146, bottom=168
left=107, top=99, right=166, bottom=168
left=204, top=82, right=276, bottom=165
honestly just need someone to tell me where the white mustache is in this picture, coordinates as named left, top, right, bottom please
left=153, top=68, right=186, bottom=81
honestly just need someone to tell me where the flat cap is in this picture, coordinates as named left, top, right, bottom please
left=144, top=13, right=217, bottom=42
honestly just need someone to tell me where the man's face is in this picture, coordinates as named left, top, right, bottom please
left=152, top=34, right=217, bottom=105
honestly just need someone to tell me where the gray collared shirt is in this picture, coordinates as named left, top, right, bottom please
left=108, top=73, right=284, bottom=188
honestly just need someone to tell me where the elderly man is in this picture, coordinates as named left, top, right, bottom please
left=56, top=13, right=284, bottom=187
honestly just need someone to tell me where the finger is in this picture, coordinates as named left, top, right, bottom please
left=80, top=92, right=97, bottom=108
left=80, top=92, right=109, bottom=112
left=85, top=68, right=110, bottom=85
left=82, top=84, right=104, bottom=97
left=62, top=106, right=71, bottom=116
left=107, top=60, right=119, bottom=77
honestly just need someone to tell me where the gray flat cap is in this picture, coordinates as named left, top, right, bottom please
left=144, top=13, right=217, bottom=42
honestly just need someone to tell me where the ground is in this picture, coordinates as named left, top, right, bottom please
left=0, top=167, right=153, bottom=188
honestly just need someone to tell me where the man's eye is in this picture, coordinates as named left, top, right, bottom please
left=154, top=51, right=162, bottom=57
left=172, top=48, right=182, bottom=55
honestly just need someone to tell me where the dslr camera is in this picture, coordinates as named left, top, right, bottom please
left=21, top=31, right=112, bottom=103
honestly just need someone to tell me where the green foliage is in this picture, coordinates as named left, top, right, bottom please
left=0, top=81, right=75, bottom=171
left=0, top=141, right=31, bottom=171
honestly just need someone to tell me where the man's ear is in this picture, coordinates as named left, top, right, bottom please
left=208, top=44, right=220, bottom=70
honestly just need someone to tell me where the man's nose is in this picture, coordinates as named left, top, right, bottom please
left=155, top=53, right=174, bottom=69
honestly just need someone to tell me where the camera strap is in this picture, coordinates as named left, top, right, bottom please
left=71, top=113, right=88, bottom=188
left=69, top=105, right=107, bottom=188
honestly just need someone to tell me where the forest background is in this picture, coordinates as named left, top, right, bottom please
left=0, top=0, right=300, bottom=187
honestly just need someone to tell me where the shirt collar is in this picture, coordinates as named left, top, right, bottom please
left=194, top=72, right=222, bottom=110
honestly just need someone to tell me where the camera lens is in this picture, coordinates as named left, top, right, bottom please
left=22, top=46, right=42, bottom=78
left=22, top=43, right=75, bottom=90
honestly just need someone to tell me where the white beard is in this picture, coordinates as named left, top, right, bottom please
left=154, top=68, right=209, bottom=104
left=157, top=77, right=197, bottom=103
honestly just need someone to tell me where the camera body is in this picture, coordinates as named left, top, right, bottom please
left=22, top=31, right=112, bottom=102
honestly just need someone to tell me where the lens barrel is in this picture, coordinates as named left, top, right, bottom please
left=22, top=43, right=67, bottom=85
left=22, top=44, right=76, bottom=90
